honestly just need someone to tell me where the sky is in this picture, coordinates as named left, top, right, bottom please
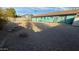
left=14, top=7, right=65, bottom=15
left=14, top=7, right=79, bottom=15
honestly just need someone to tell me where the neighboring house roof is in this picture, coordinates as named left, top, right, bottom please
left=32, top=10, right=79, bottom=17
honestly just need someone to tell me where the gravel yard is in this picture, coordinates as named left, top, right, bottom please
left=0, top=22, right=79, bottom=51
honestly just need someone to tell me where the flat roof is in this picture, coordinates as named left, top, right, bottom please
left=32, top=10, right=79, bottom=17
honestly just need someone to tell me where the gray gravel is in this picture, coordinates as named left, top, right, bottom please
left=0, top=23, right=79, bottom=51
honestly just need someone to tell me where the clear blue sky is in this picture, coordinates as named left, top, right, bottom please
left=14, top=7, right=65, bottom=15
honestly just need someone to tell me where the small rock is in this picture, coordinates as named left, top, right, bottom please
left=7, top=29, right=13, bottom=32
left=7, top=28, right=15, bottom=32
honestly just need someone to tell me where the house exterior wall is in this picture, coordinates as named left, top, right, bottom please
left=72, top=16, right=79, bottom=26
left=32, top=14, right=75, bottom=24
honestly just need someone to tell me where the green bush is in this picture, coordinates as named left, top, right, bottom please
left=0, top=7, right=16, bottom=30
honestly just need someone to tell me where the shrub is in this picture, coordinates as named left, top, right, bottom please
left=0, top=18, right=7, bottom=30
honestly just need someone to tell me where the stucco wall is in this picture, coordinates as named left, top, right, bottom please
left=32, top=15, right=75, bottom=24
left=72, top=17, right=79, bottom=26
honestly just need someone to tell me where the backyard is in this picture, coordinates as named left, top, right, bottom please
left=0, top=22, right=79, bottom=51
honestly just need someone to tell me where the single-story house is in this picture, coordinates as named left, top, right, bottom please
left=32, top=10, right=79, bottom=25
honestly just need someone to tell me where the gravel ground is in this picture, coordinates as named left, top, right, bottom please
left=0, top=23, right=79, bottom=51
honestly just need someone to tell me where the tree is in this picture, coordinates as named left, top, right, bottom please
left=0, top=8, right=4, bottom=17
left=0, top=8, right=7, bottom=30
left=5, top=8, right=16, bottom=17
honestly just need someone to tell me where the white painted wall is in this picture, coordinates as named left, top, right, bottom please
left=72, top=17, right=79, bottom=26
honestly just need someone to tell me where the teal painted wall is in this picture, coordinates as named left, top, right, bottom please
left=32, top=15, right=75, bottom=24
left=66, top=15, right=75, bottom=24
